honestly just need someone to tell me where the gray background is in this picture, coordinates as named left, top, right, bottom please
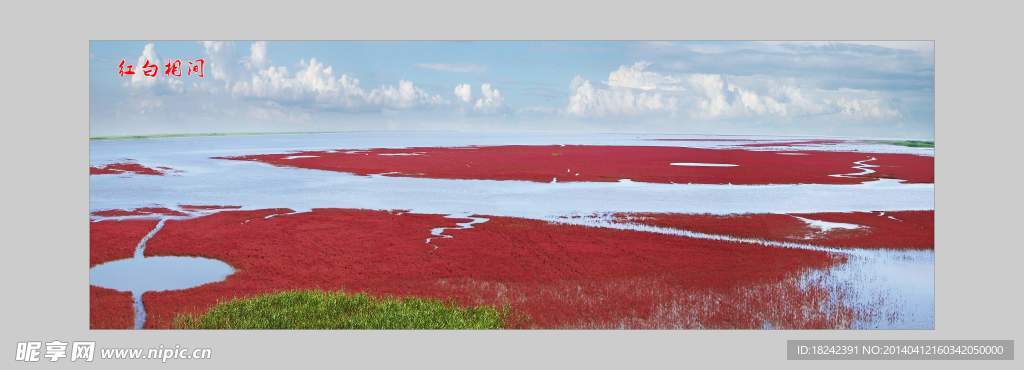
left=1, top=0, right=1020, bottom=368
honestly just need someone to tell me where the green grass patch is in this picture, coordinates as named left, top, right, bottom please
left=878, top=140, right=934, bottom=148
left=173, top=290, right=507, bottom=329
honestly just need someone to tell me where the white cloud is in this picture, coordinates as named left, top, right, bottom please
left=687, top=74, right=788, bottom=118
left=231, top=58, right=446, bottom=111
left=831, top=97, right=901, bottom=119
left=200, top=41, right=238, bottom=82
left=247, top=41, right=267, bottom=69
left=123, top=42, right=450, bottom=114
left=453, top=83, right=472, bottom=103
left=116, top=46, right=905, bottom=124
left=473, top=84, right=504, bottom=113
left=607, top=62, right=685, bottom=91
left=686, top=73, right=900, bottom=120
left=129, top=43, right=160, bottom=88
left=201, top=41, right=226, bottom=53
left=127, top=43, right=183, bottom=93
left=369, top=80, right=447, bottom=109
left=416, top=63, right=485, bottom=73
left=568, top=61, right=901, bottom=121
left=453, top=83, right=506, bottom=113
left=566, top=76, right=679, bottom=117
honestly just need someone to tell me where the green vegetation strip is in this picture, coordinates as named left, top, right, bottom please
left=173, top=290, right=507, bottom=329
left=878, top=140, right=934, bottom=148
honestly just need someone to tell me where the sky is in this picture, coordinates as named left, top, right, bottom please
left=90, top=41, right=934, bottom=139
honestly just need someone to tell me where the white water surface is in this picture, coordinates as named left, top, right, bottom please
left=90, top=131, right=934, bottom=329
left=91, top=132, right=933, bottom=219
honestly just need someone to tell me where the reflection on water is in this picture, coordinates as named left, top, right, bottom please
left=804, top=250, right=934, bottom=329
left=90, top=256, right=234, bottom=328
left=90, top=256, right=234, bottom=293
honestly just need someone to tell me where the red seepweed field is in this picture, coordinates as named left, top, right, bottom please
left=89, top=205, right=932, bottom=329
left=90, top=139, right=934, bottom=329
left=217, top=145, right=933, bottom=185
left=86, top=40, right=937, bottom=334
left=90, top=207, right=864, bottom=327
left=613, top=211, right=934, bottom=250
left=90, top=162, right=172, bottom=176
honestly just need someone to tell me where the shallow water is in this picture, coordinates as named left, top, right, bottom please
left=426, top=213, right=491, bottom=245
left=90, top=217, right=235, bottom=328
left=90, top=133, right=934, bottom=219
left=89, top=132, right=934, bottom=329
left=806, top=251, right=934, bottom=329
left=90, top=256, right=235, bottom=329
left=90, top=256, right=235, bottom=293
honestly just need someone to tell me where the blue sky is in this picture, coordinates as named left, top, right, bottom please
left=90, top=41, right=933, bottom=138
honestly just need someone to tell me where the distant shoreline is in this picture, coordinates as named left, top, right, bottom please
left=89, top=131, right=935, bottom=144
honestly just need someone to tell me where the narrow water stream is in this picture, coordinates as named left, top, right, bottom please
left=89, top=217, right=235, bottom=328
left=425, top=213, right=490, bottom=247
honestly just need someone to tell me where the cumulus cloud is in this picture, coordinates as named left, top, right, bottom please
left=231, top=58, right=446, bottom=111
left=127, top=43, right=183, bottom=93
left=200, top=41, right=239, bottom=82
left=566, top=76, right=679, bottom=117
left=568, top=61, right=901, bottom=121
left=607, top=61, right=685, bottom=91
left=369, top=80, right=447, bottom=109
left=247, top=41, right=267, bottom=69
left=831, top=96, right=901, bottom=119
left=453, top=83, right=506, bottom=113
left=474, top=84, right=504, bottom=113
left=112, top=43, right=906, bottom=127
left=123, top=42, right=450, bottom=114
left=687, top=74, right=789, bottom=118
left=685, top=74, right=900, bottom=120
left=453, top=83, right=472, bottom=103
